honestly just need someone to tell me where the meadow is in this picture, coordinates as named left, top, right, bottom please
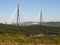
left=0, top=23, right=60, bottom=45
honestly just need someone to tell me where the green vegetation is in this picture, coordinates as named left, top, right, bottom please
left=0, top=23, right=60, bottom=44
left=0, top=24, right=60, bottom=35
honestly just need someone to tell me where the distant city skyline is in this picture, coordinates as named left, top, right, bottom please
left=0, top=0, right=60, bottom=24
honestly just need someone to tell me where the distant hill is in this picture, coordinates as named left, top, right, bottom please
left=46, top=22, right=60, bottom=26
left=21, top=21, right=60, bottom=26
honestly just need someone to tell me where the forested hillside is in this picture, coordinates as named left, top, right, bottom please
left=0, top=23, right=60, bottom=35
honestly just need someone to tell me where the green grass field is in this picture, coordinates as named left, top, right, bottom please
left=0, top=23, right=60, bottom=45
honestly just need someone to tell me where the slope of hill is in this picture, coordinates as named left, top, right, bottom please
left=0, top=23, right=60, bottom=44
left=0, top=23, right=60, bottom=35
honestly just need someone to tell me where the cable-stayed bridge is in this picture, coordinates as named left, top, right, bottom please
left=7, top=4, right=43, bottom=26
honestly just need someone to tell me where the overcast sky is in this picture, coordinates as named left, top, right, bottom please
left=0, top=0, right=60, bottom=23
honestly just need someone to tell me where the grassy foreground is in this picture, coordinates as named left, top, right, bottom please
left=0, top=23, right=60, bottom=45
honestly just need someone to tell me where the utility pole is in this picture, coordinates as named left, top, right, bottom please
left=40, top=10, right=42, bottom=26
left=17, top=4, right=20, bottom=26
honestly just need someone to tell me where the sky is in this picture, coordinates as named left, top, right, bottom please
left=0, top=0, right=60, bottom=24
